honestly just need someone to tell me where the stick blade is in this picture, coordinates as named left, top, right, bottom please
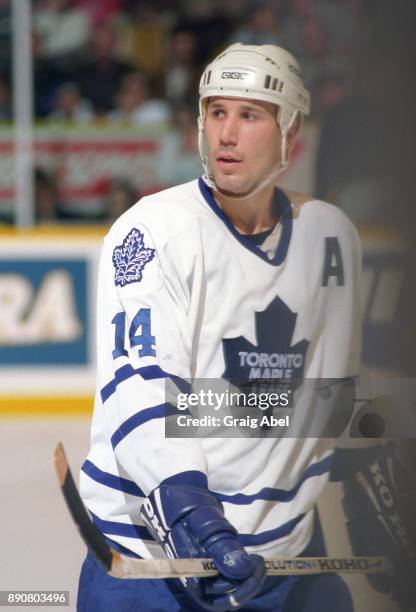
left=54, top=442, right=68, bottom=486
left=54, top=442, right=113, bottom=570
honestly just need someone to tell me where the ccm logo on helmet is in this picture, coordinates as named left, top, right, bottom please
left=221, top=71, right=249, bottom=80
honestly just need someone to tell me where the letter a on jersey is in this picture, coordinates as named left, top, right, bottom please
left=322, top=237, right=344, bottom=287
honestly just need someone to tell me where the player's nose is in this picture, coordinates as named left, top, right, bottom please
left=219, top=115, right=239, bottom=146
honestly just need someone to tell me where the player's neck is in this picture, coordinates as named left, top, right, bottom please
left=213, top=185, right=278, bottom=235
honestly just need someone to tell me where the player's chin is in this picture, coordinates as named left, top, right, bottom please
left=213, top=174, right=246, bottom=195
left=215, top=178, right=254, bottom=198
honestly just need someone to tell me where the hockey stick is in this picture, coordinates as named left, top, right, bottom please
left=54, top=442, right=393, bottom=579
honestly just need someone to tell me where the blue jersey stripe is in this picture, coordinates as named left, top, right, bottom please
left=82, top=456, right=331, bottom=507
left=161, top=470, right=208, bottom=489
left=137, top=364, right=169, bottom=380
left=91, top=512, right=153, bottom=540
left=111, top=403, right=168, bottom=449
left=240, top=513, right=305, bottom=547
left=100, top=364, right=191, bottom=403
left=215, top=455, right=332, bottom=505
left=93, top=511, right=303, bottom=547
left=81, top=459, right=145, bottom=498
left=101, top=364, right=132, bottom=402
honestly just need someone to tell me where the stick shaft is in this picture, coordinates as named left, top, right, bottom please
left=54, top=443, right=393, bottom=580
left=110, top=553, right=392, bottom=579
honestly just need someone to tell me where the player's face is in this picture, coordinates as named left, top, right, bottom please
left=204, top=97, right=281, bottom=197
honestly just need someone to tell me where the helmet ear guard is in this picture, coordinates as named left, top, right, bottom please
left=198, top=43, right=310, bottom=191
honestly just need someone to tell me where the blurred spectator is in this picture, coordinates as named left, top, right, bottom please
left=0, top=76, right=11, bottom=120
left=33, top=0, right=90, bottom=63
left=315, top=69, right=398, bottom=225
left=283, top=11, right=331, bottom=90
left=176, top=2, right=233, bottom=66
left=315, top=0, right=415, bottom=227
left=314, top=0, right=365, bottom=67
left=123, top=0, right=178, bottom=16
left=0, top=0, right=11, bottom=75
left=103, top=178, right=139, bottom=223
left=279, top=0, right=356, bottom=98
left=302, top=14, right=329, bottom=60
left=298, top=15, right=332, bottom=95
left=34, top=167, right=62, bottom=223
left=164, top=28, right=199, bottom=106
left=33, top=30, right=67, bottom=117
left=120, top=1, right=170, bottom=79
left=159, top=105, right=201, bottom=185
left=264, top=0, right=314, bottom=70
left=48, top=82, right=93, bottom=123
left=75, top=23, right=135, bottom=115
left=107, top=72, right=171, bottom=124
left=229, top=3, right=280, bottom=46
left=314, top=71, right=351, bottom=116
left=72, top=0, right=123, bottom=27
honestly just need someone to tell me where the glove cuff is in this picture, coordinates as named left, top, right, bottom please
left=151, top=484, right=223, bottom=529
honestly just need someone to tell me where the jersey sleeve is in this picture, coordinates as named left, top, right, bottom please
left=95, top=219, right=207, bottom=495
left=312, top=213, right=362, bottom=380
left=328, top=218, right=362, bottom=378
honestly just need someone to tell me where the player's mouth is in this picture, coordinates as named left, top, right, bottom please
left=215, top=153, right=242, bottom=170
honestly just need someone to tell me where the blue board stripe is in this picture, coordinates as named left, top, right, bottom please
left=81, top=460, right=145, bottom=497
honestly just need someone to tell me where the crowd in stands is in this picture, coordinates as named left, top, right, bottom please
left=0, top=0, right=413, bottom=225
left=1, top=0, right=373, bottom=122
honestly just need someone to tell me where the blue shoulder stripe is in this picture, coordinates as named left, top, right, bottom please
left=240, top=513, right=305, bottom=546
left=91, top=512, right=153, bottom=541
left=101, top=364, right=191, bottom=404
left=81, top=460, right=145, bottom=498
left=215, top=455, right=332, bottom=505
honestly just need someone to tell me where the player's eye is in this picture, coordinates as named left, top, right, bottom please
left=209, top=108, right=225, bottom=118
left=242, top=111, right=258, bottom=120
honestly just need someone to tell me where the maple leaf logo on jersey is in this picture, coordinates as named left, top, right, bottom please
left=222, top=296, right=309, bottom=384
left=112, top=228, right=155, bottom=287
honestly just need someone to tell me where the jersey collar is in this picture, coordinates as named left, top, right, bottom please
left=198, top=177, right=292, bottom=266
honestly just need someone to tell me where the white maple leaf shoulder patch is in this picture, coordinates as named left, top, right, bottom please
left=112, top=228, right=156, bottom=287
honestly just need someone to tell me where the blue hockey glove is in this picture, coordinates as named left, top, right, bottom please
left=331, top=443, right=416, bottom=610
left=140, top=485, right=266, bottom=611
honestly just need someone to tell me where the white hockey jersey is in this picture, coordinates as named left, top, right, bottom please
left=80, top=178, right=361, bottom=560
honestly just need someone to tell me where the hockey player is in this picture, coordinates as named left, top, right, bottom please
left=77, top=44, right=413, bottom=611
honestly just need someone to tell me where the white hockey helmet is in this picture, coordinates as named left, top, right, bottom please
left=198, top=43, right=311, bottom=189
